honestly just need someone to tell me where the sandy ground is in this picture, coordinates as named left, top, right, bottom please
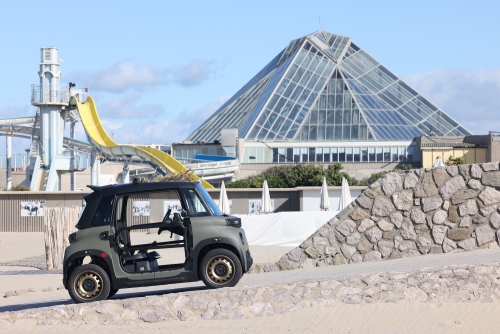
left=1, top=302, right=500, bottom=333
left=0, top=232, right=294, bottom=293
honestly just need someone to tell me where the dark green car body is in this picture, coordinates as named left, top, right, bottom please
left=62, top=181, right=252, bottom=298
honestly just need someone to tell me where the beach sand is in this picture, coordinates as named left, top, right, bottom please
left=2, top=302, right=500, bottom=333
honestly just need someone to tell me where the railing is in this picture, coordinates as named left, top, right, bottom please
left=0, top=154, right=29, bottom=170
left=31, top=85, right=70, bottom=105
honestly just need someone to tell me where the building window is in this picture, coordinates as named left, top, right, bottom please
left=391, top=147, right=398, bottom=162
left=272, top=148, right=279, bottom=163
left=301, top=148, right=308, bottom=162
left=376, top=147, right=382, bottom=162
left=368, top=147, right=375, bottom=162
left=278, top=148, right=286, bottom=163
left=353, top=147, right=360, bottom=162
left=309, top=147, right=316, bottom=162
left=361, top=147, right=368, bottom=162
left=324, top=147, right=331, bottom=162
left=316, top=147, right=323, bottom=162
left=293, top=148, right=300, bottom=163
left=339, top=148, right=345, bottom=162
left=332, top=147, right=338, bottom=162
left=287, top=148, right=293, bottom=163
left=407, top=146, right=414, bottom=162
left=383, top=147, right=391, bottom=162
left=399, top=146, right=406, bottom=162
left=346, top=147, right=353, bottom=162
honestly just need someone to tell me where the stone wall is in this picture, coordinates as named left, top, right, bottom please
left=276, top=162, right=500, bottom=270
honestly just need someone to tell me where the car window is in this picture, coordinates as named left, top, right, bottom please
left=181, top=188, right=209, bottom=216
left=195, top=183, right=222, bottom=216
left=91, top=195, right=114, bottom=227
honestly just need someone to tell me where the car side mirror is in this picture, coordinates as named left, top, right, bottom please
left=180, top=209, right=188, bottom=218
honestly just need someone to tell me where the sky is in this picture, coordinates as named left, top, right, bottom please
left=0, top=0, right=499, bottom=156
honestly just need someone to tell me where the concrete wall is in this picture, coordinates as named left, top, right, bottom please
left=0, top=186, right=368, bottom=232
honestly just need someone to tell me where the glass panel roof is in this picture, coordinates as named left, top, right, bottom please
left=186, top=30, right=472, bottom=144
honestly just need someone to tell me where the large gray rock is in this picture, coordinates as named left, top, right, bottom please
left=421, top=197, right=443, bottom=212
left=491, top=211, right=500, bottom=229
left=356, top=195, right=373, bottom=210
left=447, top=228, right=471, bottom=241
left=400, top=220, right=417, bottom=240
left=478, top=187, right=500, bottom=206
left=410, top=207, right=426, bottom=225
left=364, top=226, right=383, bottom=243
left=398, top=240, right=417, bottom=252
left=350, top=207, right=369, bottom=221
left=414, top=172, right=439, bottom=198
left=480, top=205, right=497, bottom=216
left=446, top=166, right=459, bottom=176
left=439, top=176, right=466, bottom=200
left=432, top=225, right=448, bottom=244
left=377, top=239, right=394, bottom=258
left=345, top=232, right=361, bottom=246
left=458, top=199, right=478, bottom=216
left=475, top=225, right=495, bottom=246
left=468, top=179, right=483, bottom=190
left=357, top=237, right=374, bottom=254
left=433, top=168, right=450, bottom=187
left=450, top=189, right=479, bottom=205
left=357, top=218, right=375, bottom=233
left=459, top=216, right=471, bottom=228
left=336, top=219, right=357, bottom=237
left=340, top=243, right=357, bottom=259
left=138, top=309, right=174, bottom=322
left=389, top=212, right=403, bottom=229
left=372, top=196, right=395, bottom=217
left=380, top=173, right=402, bottom=196
left=416, top=235, right=432, bottom=253
left=482, top=162, right=499, bottom=171
left=392, top=190, right=413, bottom=211
left=457, top=238, right=476, bottom=251
left=404, top=172, right=419, bottom=189
left=481, top=171, right=500, bottom=187
left=433, top=210, right=448, bottom=225
left=470, top=164, right=483, bottom=178
left=442, top=238, right=457, bottom=253
left=363, top=251, right=382, bottom=262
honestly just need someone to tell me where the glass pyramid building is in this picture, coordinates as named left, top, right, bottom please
left=186, top=31, right=471, bottom=145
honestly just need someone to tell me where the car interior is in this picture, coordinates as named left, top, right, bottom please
left=113, top=191, right=189, bottom=273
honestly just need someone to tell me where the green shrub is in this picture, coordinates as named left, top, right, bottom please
left=227, top=163, right=357, bottom=188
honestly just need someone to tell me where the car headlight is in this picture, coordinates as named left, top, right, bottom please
left=225, top=217, right=241, bottom=228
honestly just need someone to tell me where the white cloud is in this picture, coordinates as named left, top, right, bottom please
left=404, top=68, right=500, bottom=135
left=99, top=95, right=230, bottom=145
left=69, top=59, right=221, bottom=93
left=174, top=60, right=220, bottom=87
left=99, top=93, right=165, bottom=119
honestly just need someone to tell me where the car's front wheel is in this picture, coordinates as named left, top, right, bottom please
left=68, top=264, right=111, bottom=303
left=200, top=248, right=242, bottom=289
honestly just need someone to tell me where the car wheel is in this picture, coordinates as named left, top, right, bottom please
left=200, top=248, right=242, bottom=289
left=68, top=264, right=111, bottom=303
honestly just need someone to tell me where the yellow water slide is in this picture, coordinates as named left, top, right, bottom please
left=74, top=96, right=213, bottom=188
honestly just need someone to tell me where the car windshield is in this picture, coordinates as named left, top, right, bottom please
left=195, top=182, right=222, bottom=216
left=75, top=200, right=86, bottom=227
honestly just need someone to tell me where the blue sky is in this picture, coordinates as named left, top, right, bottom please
left=1, top=0, right=499, bottom=155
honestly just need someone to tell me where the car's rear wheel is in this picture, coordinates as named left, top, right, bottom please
left=200, top=249, right=242, bottom=289
left=68, top=264, right=111, bottom=303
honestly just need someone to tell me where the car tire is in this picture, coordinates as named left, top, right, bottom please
left=108, top=289, right=119, bottom=299
left=200, top=248, right=242, bottom=289
left=68, top=264, right=111, bottom=303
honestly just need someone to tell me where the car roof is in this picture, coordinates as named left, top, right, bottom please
left=87, top=181, right=200, bottom=197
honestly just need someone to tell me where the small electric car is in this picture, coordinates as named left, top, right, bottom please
left=63, top=180, right=252, bottom=303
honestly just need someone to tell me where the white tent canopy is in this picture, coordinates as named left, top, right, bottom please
left=218, top=180, right=230, bottom=215
left=320, top=176, right=330, bottom=211
left=338, top=177, right=352, bottom=211
left=261, top=180, right=273, bottom=213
